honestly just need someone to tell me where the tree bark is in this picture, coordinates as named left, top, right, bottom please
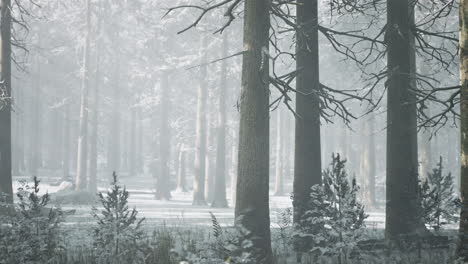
left=458, top=0, right=468, bottom=258
left=193, top=36, right=208, bottom=206
left=75, top=0, right=92, bottom=191
left=155, top=73, right=171, bottom=200
left=212, top=32, right=229, bottom=208
left=0, top=0, right=13, bottom=202
left=293, top=0, right=322, bottom=235
left=385, top=0, right=426, bottom=239
left=234, top=0, right=273, bottom=262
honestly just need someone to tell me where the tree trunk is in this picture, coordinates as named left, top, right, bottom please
left=385, top=0, right=426, bottom=239
left=107, top=34, right=121, bottom=174
left=458, top=0, right=468, bottom=258
left=129, top=107, right=136, bottom=177
left=193, top=36, right=208, bottom=206
left=176, top=144, right=187, bottom=192
left=0, top=0, right=13, bottom=202
left=212, top=32, right=229, bottom=208
left=155, top=73, right=171, bottom=200
left=30, top=59, right=42, bottom=177
left=419, top=128, right=432, bottom=180
left=62, top=100, right=70, bottom=181
left=136, top=108, right=144, bottom=174
left=75, top=0, right=91, bottom=191
left=360, top=114, right=376, bottom=208
left=89, top=16, right=102, bottom=193
left=230, top=131, right=237, bottom=206
left=274, top=108, right=284, bottom=196
left=205, top=110, right=214, bottom=201
left=293, top=0, right=322, bottom=241
left=234, top=0, right=273, bottom=262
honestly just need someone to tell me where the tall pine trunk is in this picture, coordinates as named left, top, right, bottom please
left=234, top=0, right=273, bottom=262
left=385, top=0, right=426, bottom=239
left=212, top=33, right=229, bottom=208
left=89, top=16, right=102, bottom=193
left=0, top=0, right=13, bottom=202
left=360, top=114, right=376, bottom=208
left=75, top=0, right=92, bottom=190
left=293, top=0, right=322, bottom=242
left=193, top=36, right=208, bottom=206
left=176, top=144, right=186, bottom=192
left=458, top=0, right=468, bottom=258
left=155, top=74, right=171, bottom=200
left=274, top=108, right=284, bottom=196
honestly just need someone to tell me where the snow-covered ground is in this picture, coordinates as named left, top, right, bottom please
left=12, top=175, right=386, bottom=229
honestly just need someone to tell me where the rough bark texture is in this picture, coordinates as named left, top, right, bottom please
left=75, top=0, right=92, bottom=191
left=193, top=36, right=208, bottom=206
left=155, top=74, right=171, bottom=200
left=212, top=33, right=229, bottom=208
left=293, top=0, right=322, bottom=230
left=234, top=0, right=273, bottom=262
left=459, top=0, right=468, bottom=259
left=385, top=0, right=426, bottom=239
left=0, top=0, right=13, bottom=202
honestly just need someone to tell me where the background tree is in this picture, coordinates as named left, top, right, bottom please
left=0, top=0, right=13, bottom=202
left=459, top=0, right=468, bottom=258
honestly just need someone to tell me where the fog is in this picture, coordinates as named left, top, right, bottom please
left=0, top=0, right=463, bottom=263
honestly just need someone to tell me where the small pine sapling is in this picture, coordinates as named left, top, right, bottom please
left=92, top=172, right=146, bottom=264
left=419, top=157, right=459, bottom=230
left=0, top=177, right=64, bottom=264
left=295, top=154, right=367, bottom=264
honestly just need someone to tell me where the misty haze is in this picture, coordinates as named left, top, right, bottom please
left=0, top=0, right=466, bottom=263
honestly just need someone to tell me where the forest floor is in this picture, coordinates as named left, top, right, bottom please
left=12, top=173, right=388, bottom=229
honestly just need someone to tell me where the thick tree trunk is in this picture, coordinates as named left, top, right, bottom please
left=211, top=33, right=229, bottom=208
left=155, top=74, right=171, bottom=200
left=75, top=0, right=91, bottom=191
left=0, top=0, right=13, bottom=202
left=293, top=0, right=322, bottom=239
left=385, top=0, right=426, bottom=239
left=458, top=0, right=468, bottom=259
left=274, top=108, right=284, bottom=196
left=193, top=36, right=208, bottom=206
left=234, top=0, right=273, bottom=262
